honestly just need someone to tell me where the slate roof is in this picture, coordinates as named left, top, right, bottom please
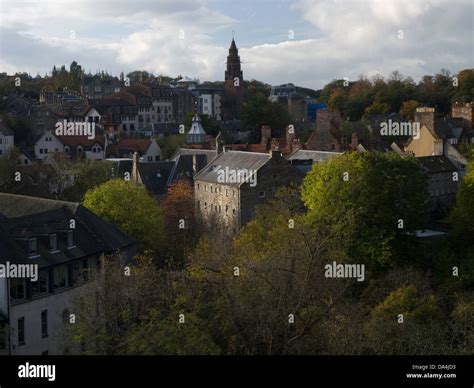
left=171, top=148, right=217, bottom=161
left=138, top=161, right=175, bottom=195
left=171, top=154, right=208, bottom=183
left=287, top=149, right=343, bottom=162
left=107, top=139, right=153, bottom=157
left=0, top=194, right=135, bottom=269
left=193, top=150, right=270, bottom=186
left=417, top=156, right=458, bottom=173
left=58, top=134, right=105, bottom=148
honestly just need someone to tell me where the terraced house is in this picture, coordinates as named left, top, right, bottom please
left=0, top=194, right=135, bottom=355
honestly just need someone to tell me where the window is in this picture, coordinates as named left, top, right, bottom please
left=258, top=191, right=266, bottom=198
left=50, top=234, right=58, bottom=252
left=31, top=270, right=49, bottom=296
left=10, top=278, right=25, bottom=301
left=67, top=230, right=74, bottom=248
left=18, top=317, right=25, bottom=345
left=29, top=238, right=38, bottom=257
left=53, top=266, right=68, bottom=290
left=41, top=310, right=48, bottom=338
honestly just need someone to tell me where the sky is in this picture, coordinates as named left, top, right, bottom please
left=0, top=0, right=472, bottom=89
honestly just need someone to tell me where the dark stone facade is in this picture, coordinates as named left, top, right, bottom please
left=194, top=150, right=302, bottom=234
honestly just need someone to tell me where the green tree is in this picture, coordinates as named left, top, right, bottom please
left=301, top=152, right=429, bottom=269
left=364, top=101, right=390, bottom=116
left=240, top=92, right=291, bottom=141
left=61, top=255, right=180, bottom=354
left=450, top=161, right=474, bottom=242
left=157, top=134, right=186, bottom=159
left=83, top=179, right=164, bottom=256
left=188, top=189, right=349, bottom=355
left=399, top=100, right=418, bottom=120
left=60, top=160, right=115, bottom=202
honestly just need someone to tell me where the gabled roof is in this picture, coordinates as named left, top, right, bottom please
left=107, top=139, right=153, bottom=157
left=171, top=148, right=217, bottom=161
left=138, top=161, right=175, bottom=195
left=194, top=150, right=270, bottom=186
left=0, top=194, right=135, bottom=267
left=58, top=134, right=105, bottom=148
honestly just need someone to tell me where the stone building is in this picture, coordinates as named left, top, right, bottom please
left=194, top=150, right=302, bottom=234
left=451, top=102, right=474, bottom=131
left=305, top=109, right=348, bottom=152
left=417, top=155, right=459, bottom=217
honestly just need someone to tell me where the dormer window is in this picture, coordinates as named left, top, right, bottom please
left=29, top=238, right=38, bottom=257
left=49, top=234, right=58, bottom=252
left=67, top=230, right=75, bottom=249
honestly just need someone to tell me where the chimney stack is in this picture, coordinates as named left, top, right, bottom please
left=132, top=152, right=139, bottom=182
left=414, top=107, right=435, bottom=132
left=215, top=131, right=224, bottom=154
left=192, top=154, right=197, bottom=174
left=270, top=149, right=282, bottom=158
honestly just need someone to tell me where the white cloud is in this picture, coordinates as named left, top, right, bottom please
left=0, top=0, right=472, bottom=88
